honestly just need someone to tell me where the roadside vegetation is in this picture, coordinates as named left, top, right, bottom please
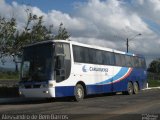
left=147, top=72, right=160, bottom=87
left=148, top=79, right=160, bottom=87
left=0, top=71, right=19, bottom=80
left=147, top=59, right=160, bottom=87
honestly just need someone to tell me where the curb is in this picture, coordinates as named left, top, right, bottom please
left=142, top=87, right=160, bottom=90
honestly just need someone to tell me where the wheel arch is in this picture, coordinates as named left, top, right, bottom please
left=76, top=81, right=87, bottom=95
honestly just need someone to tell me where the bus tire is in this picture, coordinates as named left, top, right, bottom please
left=133, top=82, right=139, bottom=94
left=74, top=84, right=84, bottom=102
left=127, top=82, right=133, bottom=95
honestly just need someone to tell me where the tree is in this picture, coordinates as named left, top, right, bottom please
left=0, top=17, right=16, bottom=64
left=54, top=23, right=70, bottom=40
left=147, top=58, right=160, bottom=73
left=0, top=17, right=16, bottom=56
left=9, top=12, right=55, bottom=72
left=0, top=11, right=70, bottom=72
left=5, top=12, right=52, bottom=72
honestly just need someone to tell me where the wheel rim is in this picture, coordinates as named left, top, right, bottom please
left=134, top=83, right=139, bottom=94
left=128, top=83, right=133, bottom=94
left=77, top=87, right=83, bottom=98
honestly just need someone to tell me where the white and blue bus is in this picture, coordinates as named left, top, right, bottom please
left=19, top=40, right=147, bottom=101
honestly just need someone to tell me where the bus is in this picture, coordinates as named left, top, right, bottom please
left=19, top=40, right=147, bottom=101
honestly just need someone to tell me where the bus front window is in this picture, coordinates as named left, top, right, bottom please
left=21, top=43, right=54, bottom=82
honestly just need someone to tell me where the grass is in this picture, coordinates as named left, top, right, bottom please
left=148, top=79, right=160, bottom=87
left=0, top=71, right=19, bottom=80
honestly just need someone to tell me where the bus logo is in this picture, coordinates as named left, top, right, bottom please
left=82, top=65, right=89, bottom=72
left=82, top=65, right=108, bottom=73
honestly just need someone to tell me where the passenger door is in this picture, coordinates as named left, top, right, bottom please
left=54, top=43, right=71, bottom=82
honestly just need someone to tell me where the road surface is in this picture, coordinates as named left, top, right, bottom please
left=0, top=89, right=159, bottom=120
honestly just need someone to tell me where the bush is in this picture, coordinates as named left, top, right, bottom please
left=0, top=71, right=19, bottom=80
left=148, top=79, right=160, bottom=87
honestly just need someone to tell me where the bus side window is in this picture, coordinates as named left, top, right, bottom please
left=121, top=54, right=126, bottom=67
left=125, top=56, right=132, bottom=67
left=102, top=51, right=114, bottom=65
left=108, top=52, right=115, bottom=65
left=139, top=57, right=146, bottom=69
left=103, top=51, right=110, bottom=65
left=134, top=57, right=140, bottom=68
left=115, top=54, right=122, bottom=66
left=88, top=48, right=96, bottom=64
left=131, top=56, right=136, bottom=68
left=142, top=59, right=146, bottom=69
left=96, top=50, right=103, bottom=64
left=84, top=48, right=89, bottom=63
left=73, top=46, right=83, bottom=63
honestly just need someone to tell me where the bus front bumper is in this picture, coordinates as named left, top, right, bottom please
left=19, top=88, right=55, bottom=98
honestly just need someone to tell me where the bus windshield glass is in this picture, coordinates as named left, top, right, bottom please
left=21, top=43, right=54, bottom=82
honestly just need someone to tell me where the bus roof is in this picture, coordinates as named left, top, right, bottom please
left=24, top=39, right=144, bottom=57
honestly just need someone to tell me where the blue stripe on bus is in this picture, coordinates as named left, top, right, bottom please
left=55, top=86, right=74, bottom=97
left=55, top=83, right=125, bottom=97
left=55, top=84, right=112, bottom=97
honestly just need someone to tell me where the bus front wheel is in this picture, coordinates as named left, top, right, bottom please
left=74, top=84, right=84, bottom=102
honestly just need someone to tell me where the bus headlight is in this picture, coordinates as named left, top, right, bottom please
left=19, top=91, right=22, bottom=95
left=48, top=81, right=55, bottom=88
left=49, top=83, right=54, bottom=88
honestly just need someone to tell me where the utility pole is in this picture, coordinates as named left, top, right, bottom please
left=126, top=33, right=141, bottom=53
left=126, top=38, right=129, bottom=53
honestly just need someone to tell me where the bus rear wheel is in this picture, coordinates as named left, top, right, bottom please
left=127, top=82, right=133, bottom=95
left=74, top=84, right=84, bottom=102
left=133, top=82, right=139, bottom=94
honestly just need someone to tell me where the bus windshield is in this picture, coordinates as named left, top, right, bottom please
left=21, top=43, right=54, bottom=82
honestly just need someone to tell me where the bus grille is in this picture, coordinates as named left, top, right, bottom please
left=25, top=85, right=41, bottom=89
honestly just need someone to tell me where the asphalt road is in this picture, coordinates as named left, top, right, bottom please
left=0, top=89, right=159, bottom=120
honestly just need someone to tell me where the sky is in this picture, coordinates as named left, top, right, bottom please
left=1, top=0, right=160, bottom=67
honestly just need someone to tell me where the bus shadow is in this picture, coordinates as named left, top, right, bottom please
left=86, top=92, right=124, bottom=99
left=0, top=97, right=53, bottom=105
left=0, top=97, right=76, bottom=105
left=0, top=92, right=126, bottom=105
